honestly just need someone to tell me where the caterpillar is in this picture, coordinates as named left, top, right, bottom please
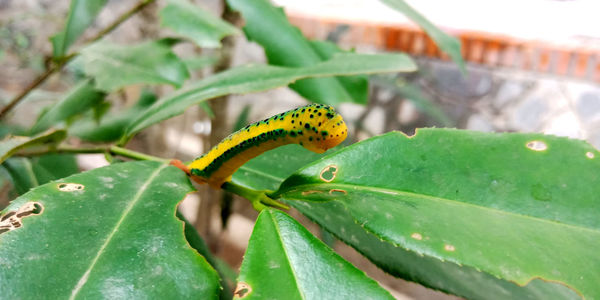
left=173, top=103, right=347, bottom=188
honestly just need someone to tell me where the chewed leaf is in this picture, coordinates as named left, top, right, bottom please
left=0, top=161, right=220, bottom=298
left=275, top=129, right=599, bottom=299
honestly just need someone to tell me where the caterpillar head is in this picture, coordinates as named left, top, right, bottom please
left=296, top=104, right=348, bottom=153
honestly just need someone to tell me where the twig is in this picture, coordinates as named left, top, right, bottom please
left=0, top=0, right=156, bottom=119
left=17, top=145, right=168, bottom=163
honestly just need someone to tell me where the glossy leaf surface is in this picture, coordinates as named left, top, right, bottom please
left=228, top=0, right=367, bottom=104
left=236, top=208, right=393, bottom=299
left=50, top=0, right=107, bottom=57
left=76, top=39, right=189, bottom=91
left=0, top=161, right=220, bottom=298
left=160, top=0, right=239, bottom=48
left=125, top=52, right=416, bottom=138
left=275, top=129, right=598, bottom=299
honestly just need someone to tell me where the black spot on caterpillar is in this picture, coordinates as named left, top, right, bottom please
left=188, top=104, right=347, bottom=188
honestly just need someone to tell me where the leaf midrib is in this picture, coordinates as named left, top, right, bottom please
left=69, top=164, right=168, bottom=299
left=279, top=182, right=600, bottom=234
left=268, top=211, right=306, bottom=300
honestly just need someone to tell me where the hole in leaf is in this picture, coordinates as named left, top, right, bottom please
left=0, top=202, right=43, bottom=235
left=319, top=165, right=338, bottom=182
left=58, top=183, right=85, bottom=192
left=586, top=151, right=595, bottom=159
left=329, top=189, right=347, bottom=196
left=301, top=190, right=323, bottom=196
left=526, top=140, right=547, bottom=151
left=411, top=233, right=423, bottom=240
left=234, top=282, right=252, bottom=298
left=444, top=244, right=456, bottom=252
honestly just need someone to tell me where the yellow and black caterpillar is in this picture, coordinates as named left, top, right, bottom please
left=177, top=103, right=347, bottom=188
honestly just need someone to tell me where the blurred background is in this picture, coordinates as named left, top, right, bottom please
left=1, top=0, right=599, bottom=298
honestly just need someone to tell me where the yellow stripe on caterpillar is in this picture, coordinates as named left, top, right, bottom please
left=188, top=103, right=347, bottom=188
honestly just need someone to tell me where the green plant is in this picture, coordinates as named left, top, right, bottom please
left=1, top=0, right=598, bottom=299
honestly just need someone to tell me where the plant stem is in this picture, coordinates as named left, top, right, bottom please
left=221, top=182, right=289, bottom=211
left=108, top=146, right=167, bottom=162
left=17, top=145, right=167, bottom=163
left=0, top=0, right=156, bottom=119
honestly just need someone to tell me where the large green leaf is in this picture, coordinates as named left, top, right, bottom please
left=70, top=90, right=157, bottom=142
left=76, top=39, right=190, bottom=91
left=30, top=79, right=106, bottom=135
left=380, top=0, right=465, bottom=72
left=0, top=161, right=220, bottom=298
left=274, top=129, right=598, bottom=299
left=160, top=0, right=239, bottom=48
left=237, top=208, right=393, bottom=299
left=0, top=129, right=67, bottom=164
left=50, top=0, right=107, bottom=58
left=228, top=0, right=367, bottom=104
left=124, top=53, right=416, bottom=139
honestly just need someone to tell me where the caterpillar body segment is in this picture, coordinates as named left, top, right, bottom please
left=188, top=103, right=348, bottom=188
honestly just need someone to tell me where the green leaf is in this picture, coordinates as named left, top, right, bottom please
left=70, top=90, right=157, bottom=142
left=0, top=161, right=220, bottom=298
left=124, top=52, right=416, bottom=139
left=309, top=40, right=368, bottom=104
left=50, top=0, right=107, bottom=58
left=178, top=211, right=233, bottom=300
left=232, top=145, right=323, bottom=191
left=31, top=154, right=79, bottom=184
left=30, top=79, right=106, bottom=135
left=1, top=158, right=38, bottom=195
left=160, top=0, right=239, bottom=48
left=1, top=154, right=78, bottom=196
left=228, top=0, right=368, bottom=104
left=237, top=208, right=393, bottom=299
left=380, top=0, right=465, bottom=72
left=275, top=129, right=599, bottom=299
left=0, top=129, right=67, bottom=164
left=76, top=39, right=190, bottom=91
